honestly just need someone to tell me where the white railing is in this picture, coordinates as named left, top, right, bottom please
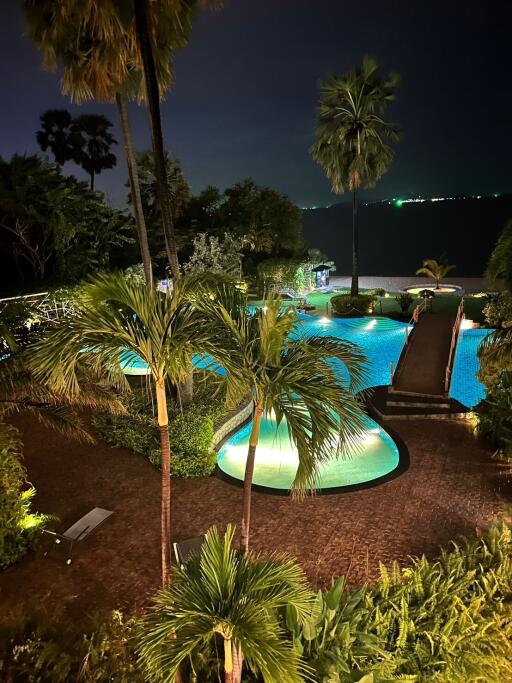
left=391, top=299, right=427, bottom=384
left=0, top=291, right=74, bottom=322
left=444, top=298, right=465, bottom=393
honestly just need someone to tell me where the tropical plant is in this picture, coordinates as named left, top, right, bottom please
left=36, top=109, right=77, bottom=166
left=0, top=154, right=133, bottom=284
left=486, top=218, right=512, bottom=290
left=28, top=271, right=230, bottom=586
left=311, top=56, right=401, bottom=296
left=184, top=232, right=243, bottom=277
left=137, top=525, right=313, bottom=683
left=474, top=371, right=512, bottom=460
left=415, top=258, right=455, bottom=289
left=482, top=291, right=512, bottom=328
left=0, top=421, right=50, bottom=569
left=395, top=292, right=414, bottom=314
left=200, top=296, right=368, bottom=555
left=330, top=294, right=376, bottom=317
left=70, top=114, right=117, bottom=191
left=257, top=259, right=313, bottom=293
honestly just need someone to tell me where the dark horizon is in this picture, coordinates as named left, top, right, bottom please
left=0, top=1, right=511, bottom=209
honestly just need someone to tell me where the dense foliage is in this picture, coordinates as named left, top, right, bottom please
left=92, top=378, right=226, bottom=479
left=0, top=155, right=133, bottom=287
left=331, top=294, right=376, bottom=317
left=474, top=371, right=512, bottom=460
left=184, top=232, right=243, bottom=277
left=0, top=423, right=49, bottom=569
left=257, top=258, right=313, bottom=292
left=483, top=291, right=512, bottom=328
left=3, top=522, right=512, bottom=681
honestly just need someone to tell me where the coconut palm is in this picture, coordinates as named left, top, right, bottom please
left=137, top=525, right=313, bottom=683
left=416, top=258, right=455, bottom=289
left=201, top=296, right=369, bottom=555
left=28, top=271, right=221, bottom=586
left=311, top=56, right=401, bottom=296
left=486, top=218, right=512, bottom=291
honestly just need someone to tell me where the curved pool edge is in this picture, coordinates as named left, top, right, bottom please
left=214, top=415, right=410, bottom=497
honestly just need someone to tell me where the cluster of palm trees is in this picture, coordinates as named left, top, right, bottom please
left=29, top=272, right=368, bottom=588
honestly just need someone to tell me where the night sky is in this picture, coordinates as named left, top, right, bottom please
left=0, top=0, right=511, bottom=209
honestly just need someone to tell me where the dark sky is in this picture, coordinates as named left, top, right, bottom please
left=0, top=0, right=511, bottom=208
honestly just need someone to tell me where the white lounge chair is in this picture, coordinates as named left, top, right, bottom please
left=173, top=535, right=205, bottom=568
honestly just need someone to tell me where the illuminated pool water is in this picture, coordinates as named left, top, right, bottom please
left=450, top=328, right=493, bottom=408
left=120, top=314, right=409, bottom=389
left=217, top=413, right=400, bottom=491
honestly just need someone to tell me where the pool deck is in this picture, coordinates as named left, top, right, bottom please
left=0, top=413, right=508, bottom=628
left=329, top=275, right=503, bottom=294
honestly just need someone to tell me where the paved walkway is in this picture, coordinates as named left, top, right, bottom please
left=1, top=414, right=508, bottom=628
left=393, top=312, right=455, bottom=395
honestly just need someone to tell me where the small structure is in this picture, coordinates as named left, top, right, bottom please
left=311, top=264, right=331, bottom=288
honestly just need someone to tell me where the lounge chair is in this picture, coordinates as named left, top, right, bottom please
left=173, top=535, right=205, bottom=568
left=43, top=507, right=113, bottom=565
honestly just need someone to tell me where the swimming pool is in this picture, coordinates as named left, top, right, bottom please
left=449, top=328, right=493, bottom=408
left=218, top=412, right=401, bottom=491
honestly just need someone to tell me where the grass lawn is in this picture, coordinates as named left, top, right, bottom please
left=253, top=290, right=487, bottom=323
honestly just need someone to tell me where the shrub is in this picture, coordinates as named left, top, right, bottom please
left=483, top=291, right=512, bottom=328
left=330, top=294, right=376, bottom=317
left=0, top=423, right=49, bottom=569
left=0, top=611, right=142, bottom=682
left=370, top=287, right=386, bottom=297
left=474, top=371, right=512, bottom=460
left=92, top=382, right=224, bottom=479
left=395, top=292, right=414, bottom=313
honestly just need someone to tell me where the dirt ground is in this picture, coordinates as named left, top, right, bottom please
left=0, top=413, right=509, bottom=628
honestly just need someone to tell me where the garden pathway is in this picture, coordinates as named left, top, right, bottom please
left=0, top=413, right=508, bottom=628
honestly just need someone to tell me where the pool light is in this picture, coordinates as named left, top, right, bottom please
left=365, top=319, right=377, bottom=329
left=319, top=317, right=331, bottom=324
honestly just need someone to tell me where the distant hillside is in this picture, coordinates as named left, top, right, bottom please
left=302, top=195, right=512, bottom=277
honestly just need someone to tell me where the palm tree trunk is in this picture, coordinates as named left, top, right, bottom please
left=90, top=171, right=95, bottom=191
left=232, top=644, right=243, bottom=683
left=350, top=187, right=359, bottom=296
left=224, top=638, right=233, bottom=683
left=241, top=401, right=263, bottom=556
left=134, top=0, right=180, bottom=278
left=156, top=377, right=172, bottom=586
left=116, top=92, right=153, bottom=285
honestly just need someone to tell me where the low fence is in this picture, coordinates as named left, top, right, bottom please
left=444, top=298, right=465, bottom=393
left=212, top=397, right=253, bottom=450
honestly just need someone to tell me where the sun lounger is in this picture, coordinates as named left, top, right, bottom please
left=173, top=535, right=205, bottom=568
left=43, top=507, right=113, bottom=565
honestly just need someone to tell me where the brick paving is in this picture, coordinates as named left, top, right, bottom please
left=0, top=413, right=508, bottom=627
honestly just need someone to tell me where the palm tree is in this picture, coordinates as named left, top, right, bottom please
left=71, top=114, right=117, bottom=191
left=36, top=109, right=76, bottom=166
left=416, top=258, right=455, bottom=289
left=202, top=297, right=369, bottom=556
left=486, top=218, right=512, bottom=291
left=137, top=525, right=312, bottom=683
left=29, top=271, right=218, bottom=586
left=311, top=56, right=401, bottom=296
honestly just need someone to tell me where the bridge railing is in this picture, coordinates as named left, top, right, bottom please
left=390, top=298, right=428, bottom=385
left=444, top=297, right=465, bottom=393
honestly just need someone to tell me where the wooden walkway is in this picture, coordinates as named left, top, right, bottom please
left=393, top=312, right=456, bottom=396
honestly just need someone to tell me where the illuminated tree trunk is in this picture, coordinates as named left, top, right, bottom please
left=156, top=378, right=171, bottom=586
left=224, top=638, right=233, bottom=683
left=350, top=187, right=359, bottom=296
left=134, top=0, right=179, bottom=278
left=241, top=401, right=263, bottom=556
left=116, top=92, right=153, bottom=285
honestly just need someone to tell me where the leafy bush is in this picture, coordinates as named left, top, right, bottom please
left=0, top=423, right=49, bottom=569
left=474, top=371, right=512, bottom=459
left=290, top=520, right=512, bottom=682
left=258, top=258, right=313, bottom=292
left=483, top=291, right=512, bottom=328
left=395, top=292, right=414, bottom=313
left=370, top=288, right=386, bottom=297
left=92, top=381, right=225, bottom=479
left=330, top=294, right=376, bottom=317
left=0, top=611, right=142, bottom=682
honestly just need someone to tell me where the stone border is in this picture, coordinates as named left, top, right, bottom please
left=212, top=397, right=253, bottom=450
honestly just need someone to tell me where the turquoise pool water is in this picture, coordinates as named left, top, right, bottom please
left=218, top=413, right=400, bottom=491
left=449, top=328, right=493, bottom=408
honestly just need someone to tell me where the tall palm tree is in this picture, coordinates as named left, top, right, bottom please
left=486, top=218, right=512, bottom=291
left=137, top=525, right=313, bottom=683
left=311, top=56, right=401, bottom=296
left=36, top=109, right=76, bottom=167
left=202, top=297, right=369, bottom=556
left=23, top=1, right=154, bottom=284
left=416, top=258, right=455, bottom=289
left=29, top=271, right=218, bottom=586
left=71, top=114, right=117, bottom=191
